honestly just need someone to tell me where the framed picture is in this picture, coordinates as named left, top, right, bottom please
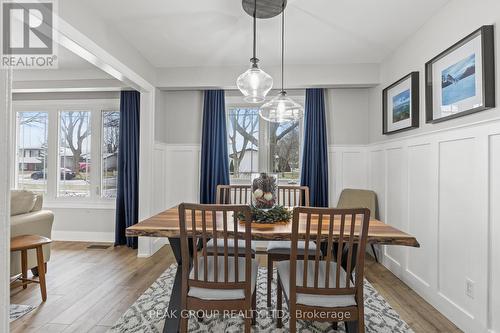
left=383, top=72, right=419, bottom=134
left=425, top=25, right=495, bottom=123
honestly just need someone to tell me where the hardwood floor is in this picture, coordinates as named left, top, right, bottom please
left=10, top=241, right=461, bottom=333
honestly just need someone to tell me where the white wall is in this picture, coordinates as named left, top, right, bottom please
left=326, top=89, right=370, bottom=145
left=48, top=207, right=115, bottom=242
left=364, top=1, right=500, bottom=332
left=155, top=90, right=203, bottom=144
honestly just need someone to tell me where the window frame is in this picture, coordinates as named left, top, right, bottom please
left=12, top=99, right=120, bottom=208
left=225, top=95, right=305, bottom=185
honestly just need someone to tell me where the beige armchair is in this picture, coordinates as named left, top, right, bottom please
left=337, top=188, right=379, bottom=263
left=10, top=190, right=54, bottom=277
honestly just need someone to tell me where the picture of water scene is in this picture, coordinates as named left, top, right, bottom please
left=441, top=54, right=476, bottom=106
left=392, top=89, right=411, bottom=123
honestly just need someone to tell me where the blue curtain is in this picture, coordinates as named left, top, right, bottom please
left=115, top=90, right=140, bottom=248
left=300, top=88, right=329, bottom=207
left=200, top=90, right=230, bottom=204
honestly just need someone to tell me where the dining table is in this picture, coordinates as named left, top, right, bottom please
left=126, top=204, right=420, bottom=333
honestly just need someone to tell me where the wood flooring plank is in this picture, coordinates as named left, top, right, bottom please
left=10, top=241, right=461, bottom=333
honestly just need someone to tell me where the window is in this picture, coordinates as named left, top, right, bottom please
left=16, top=112, right=49, bottom=193
left=226, top=97, right=303, bottom=184
left=227, top=108, right=260, bottom=180
left=14, top=100, right=120, bottom=203
left=58, top=111, right=92, bottom=197
left=101, top=111, right=120, bottom=198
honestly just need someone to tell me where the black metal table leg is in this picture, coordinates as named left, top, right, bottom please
left=163, top=237, right=182, bottom=333
left=163, top=237, right=193, bottom=333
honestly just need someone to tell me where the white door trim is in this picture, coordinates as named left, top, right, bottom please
left=0, top=69, right=12, bottom=332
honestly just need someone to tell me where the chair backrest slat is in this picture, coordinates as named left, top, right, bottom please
left=191, top=210, right=198, bottom=280
left=324, top=214, right=335, bottom=288
left=336, top=213, right=345, bottom=289
left=345, top=213, right=357, bottom=287
left=179, top=203, right=252, bottom=291
left=290, top=207, right=370, bottom=300
left=201, top=210, right=208, bottom=282
left=223, top=210, right=229, bottom=283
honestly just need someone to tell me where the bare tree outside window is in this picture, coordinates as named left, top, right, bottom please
left=227, top=108, right=259, bottom=179
left=269, top=121, right=300, bottom=182
left=59, top=111, right=91, bottom=197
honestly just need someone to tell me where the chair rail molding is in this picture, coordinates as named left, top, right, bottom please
left=0, top=69, right=12, bottom=332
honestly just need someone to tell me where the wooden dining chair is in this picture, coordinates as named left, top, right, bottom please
left=276, top=206, right=370, bottom=333
left=178, top=203, right=257, bottom=333
left=266, top=185, right=315, bottom=307
left=206, top=185, right=256, bottom=256
left=337, top=188, right=379, bottom=263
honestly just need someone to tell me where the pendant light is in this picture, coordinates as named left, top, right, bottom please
left=259, top=1, right=304, bottom=123
left=237, top=0, right=273, bottom=103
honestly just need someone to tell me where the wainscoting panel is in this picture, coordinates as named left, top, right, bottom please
left=342, top=152, right=368, bottom=191
left=368, top=150, right=386, bottom=221
left=490, top=134, right=500, bottom=333
left=406, top=143, right=435, bottom=289
left=329, top=146, right=369, bottom=207
left=384, top=147, right=406, bottom=273
left=438, top=138, right=476, bottom=316
left=367, top=119, right=500, bottom=333
left=152, top=143, right=169, bottom=215
left=165, top=145, right=200, bottom=206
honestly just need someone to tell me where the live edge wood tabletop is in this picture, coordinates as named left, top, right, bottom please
left=126, top=205, right=420, bottom=247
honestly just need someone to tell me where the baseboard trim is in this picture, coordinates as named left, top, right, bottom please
left=51, top=231, right=115, bottom=243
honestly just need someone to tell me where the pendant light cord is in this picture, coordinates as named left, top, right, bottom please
left=281, top=0, right=285, bottom=92
left=252, top=0, right=257, bottom=63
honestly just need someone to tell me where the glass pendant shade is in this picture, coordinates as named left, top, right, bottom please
left=237, top=63, right=273, bottom=103
left=259, top=91, right=304, bottom=123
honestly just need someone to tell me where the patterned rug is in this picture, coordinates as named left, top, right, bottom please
left=10, top=304, right=36, bottom=322
left=109, top=265, right=413, bottom=333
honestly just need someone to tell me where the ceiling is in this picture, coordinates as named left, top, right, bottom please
left=85, top=0, right=449, bottom=68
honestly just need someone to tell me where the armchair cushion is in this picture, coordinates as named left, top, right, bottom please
left=10, top=190, right=36, bottom=216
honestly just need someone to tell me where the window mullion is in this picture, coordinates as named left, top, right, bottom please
left=47, top=110, right=58, bottom=200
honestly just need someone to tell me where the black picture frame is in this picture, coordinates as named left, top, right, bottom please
left=382, top=71, right=420, bottom=135
left=425, top=25, right=495, bottom=123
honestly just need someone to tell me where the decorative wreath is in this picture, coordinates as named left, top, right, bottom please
left=238, top=205, right=292, bottom=224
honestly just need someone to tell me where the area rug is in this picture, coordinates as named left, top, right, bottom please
left=109, top=265, right=413, bottom=333
left=10, top=304, right=36, bottom=322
